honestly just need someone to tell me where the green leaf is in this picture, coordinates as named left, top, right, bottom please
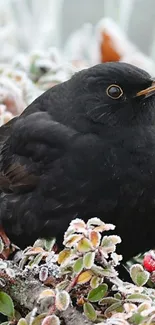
left=56, top=280, right=70, bottom=291
left=105, top=302, right=123, bottom=317
left=31, top=313, right=47, bottom=325
left=88, top=284, right=108, bottom=302
left=91, top=265, right=106, bottom=276
left=17, top=319, right=28, bottom=325
left=101, top=235, right=121, bottom=247
left=33, top=238, right=45, bottom=248
left=90, top=276, right=101, bottom=289
left=83, top=252, right=95, bottom=269
left=130, top=264, right=150, bottom=286
left=77, top=238, right=92, bottom=253
left=31, top=253, right=43, bottom=266
left=129, top=312, right=144, bottom=325
left=44, top=238, right=56, bottom=251
left=73, top=258, right=83, bottom=273
left=91, top=265, right=116, bottom=277
left=83, top=302, right=97, bottom=321
left=0, top=322, right=10, bottom=325
left=114, top=293, right=121, bottom=300
left=0, top=291, right=14, bottom=317
left=99, top=297, right=120, bottom=305
left=126, top=293, right=151, bottom=303
left=137, top=302, right=151, bottom=313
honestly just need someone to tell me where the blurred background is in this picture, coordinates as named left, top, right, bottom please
left=1, top=0, right=155, bottom=124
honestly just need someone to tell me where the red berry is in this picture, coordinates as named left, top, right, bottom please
left=143, top=253, right=155, bottom=272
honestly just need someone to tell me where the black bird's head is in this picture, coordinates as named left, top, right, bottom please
left=69, top=62, right=155, bottom=131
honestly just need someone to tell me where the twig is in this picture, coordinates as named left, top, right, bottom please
left=0, top=259, right=93, bottom=325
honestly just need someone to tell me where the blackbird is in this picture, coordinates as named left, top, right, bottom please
left=0, top=62, right=155, bottom=261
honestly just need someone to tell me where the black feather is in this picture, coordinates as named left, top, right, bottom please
left=0, top=62, right=155, bottom=261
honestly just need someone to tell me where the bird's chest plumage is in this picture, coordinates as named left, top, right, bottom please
left=60, top=127, right=155, bottom=216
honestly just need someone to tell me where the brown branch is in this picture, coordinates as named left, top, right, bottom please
left=0, top=259, right=93, bottom=325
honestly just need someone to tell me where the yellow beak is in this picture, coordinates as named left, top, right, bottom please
left=136, top=81, right=155, bottom=98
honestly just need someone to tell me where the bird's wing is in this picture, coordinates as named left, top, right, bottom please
left=0, top=111, right=77, bottom=193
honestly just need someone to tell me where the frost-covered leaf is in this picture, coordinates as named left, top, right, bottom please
left=45, top=252, right=58, bottom=264
left=68, top=219, right=86, bottom=233
left=60, top=265, right=73, bottom=275
left=137, top=302, right=152, bottom=313
left=28, top=257, right=36, bottom=267
left=42, top=315, right=60, bottom=325
left=44, top=238, right=56, bottom=251
left=83, top=252, right=95, bottom=269
left=0, top=237, right=4, bottom=253
left=91, top=265, right=106, bottom=276
left=31, top=313, right=47, bottom=325
left=89, top=230, right=101, bottom=248
left=129, top=312, right=144, bottom=325
left=104, top=302, right=123, bottom=317
left=141, top=306, right=155, bottom=317
left=101, top=235, right=121, bottom=253
left=73, top=257, right=83, bottom=273
left=77, top=238, right=92, bottom=253
left=83, top=302, right=97, bottom=321
left=5, top=268, right=15, bottom=278
left=39, top=266, right=48, bottom=282
left=130, top=264, right=150, bottom=286
left=33, top=239, right=45, bottom=248
left=77, top=270, right=93, bottom=284
left=58, top=249, right=72, bottom=265
left=19, top=256, right=29, bottom=269
left=123, top=302, right=137, bottom=313
left=56, top=280, right=70, bottom=291
left=17, top=319, right=28, bottom=325
left=93, top=224, right=115, bottom=232
left=126, top=293, right=151, bottom=303
left=0, top=278, right=6, bottom=288
left=63, top=234, right=83, bottom=247
left=0, top=292, right=14, bottom=317
left=111, top=252, right=122, bottom=266
left=31, top=253, right=43, bottom=266
left=55, top=290, right=70, bottom=311
left=87, top=218, right=115, bottom=231
left=114, top=293, right=122, bottom=300
left=87, top=217, right=104, bottom=227
left=0, top=261, right=7, bottom=269
left=92, top=265, right=117, bottom=277
left=90, top=275, right=102, bottom=288
left=25, top=247, right=45, bottom=256
left=38, top=289, right=55, bottom=300
left=99, top=297, right=120, bottom=305
left=69, top=218, right=86, bottom=228
left=88, top=284, right=108, bottom=302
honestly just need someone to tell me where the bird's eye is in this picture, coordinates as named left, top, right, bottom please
left=106, top=85, right=123, bottom=99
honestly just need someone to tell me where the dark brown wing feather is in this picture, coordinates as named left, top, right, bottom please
left=0, top=112, right=77, bottom=193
